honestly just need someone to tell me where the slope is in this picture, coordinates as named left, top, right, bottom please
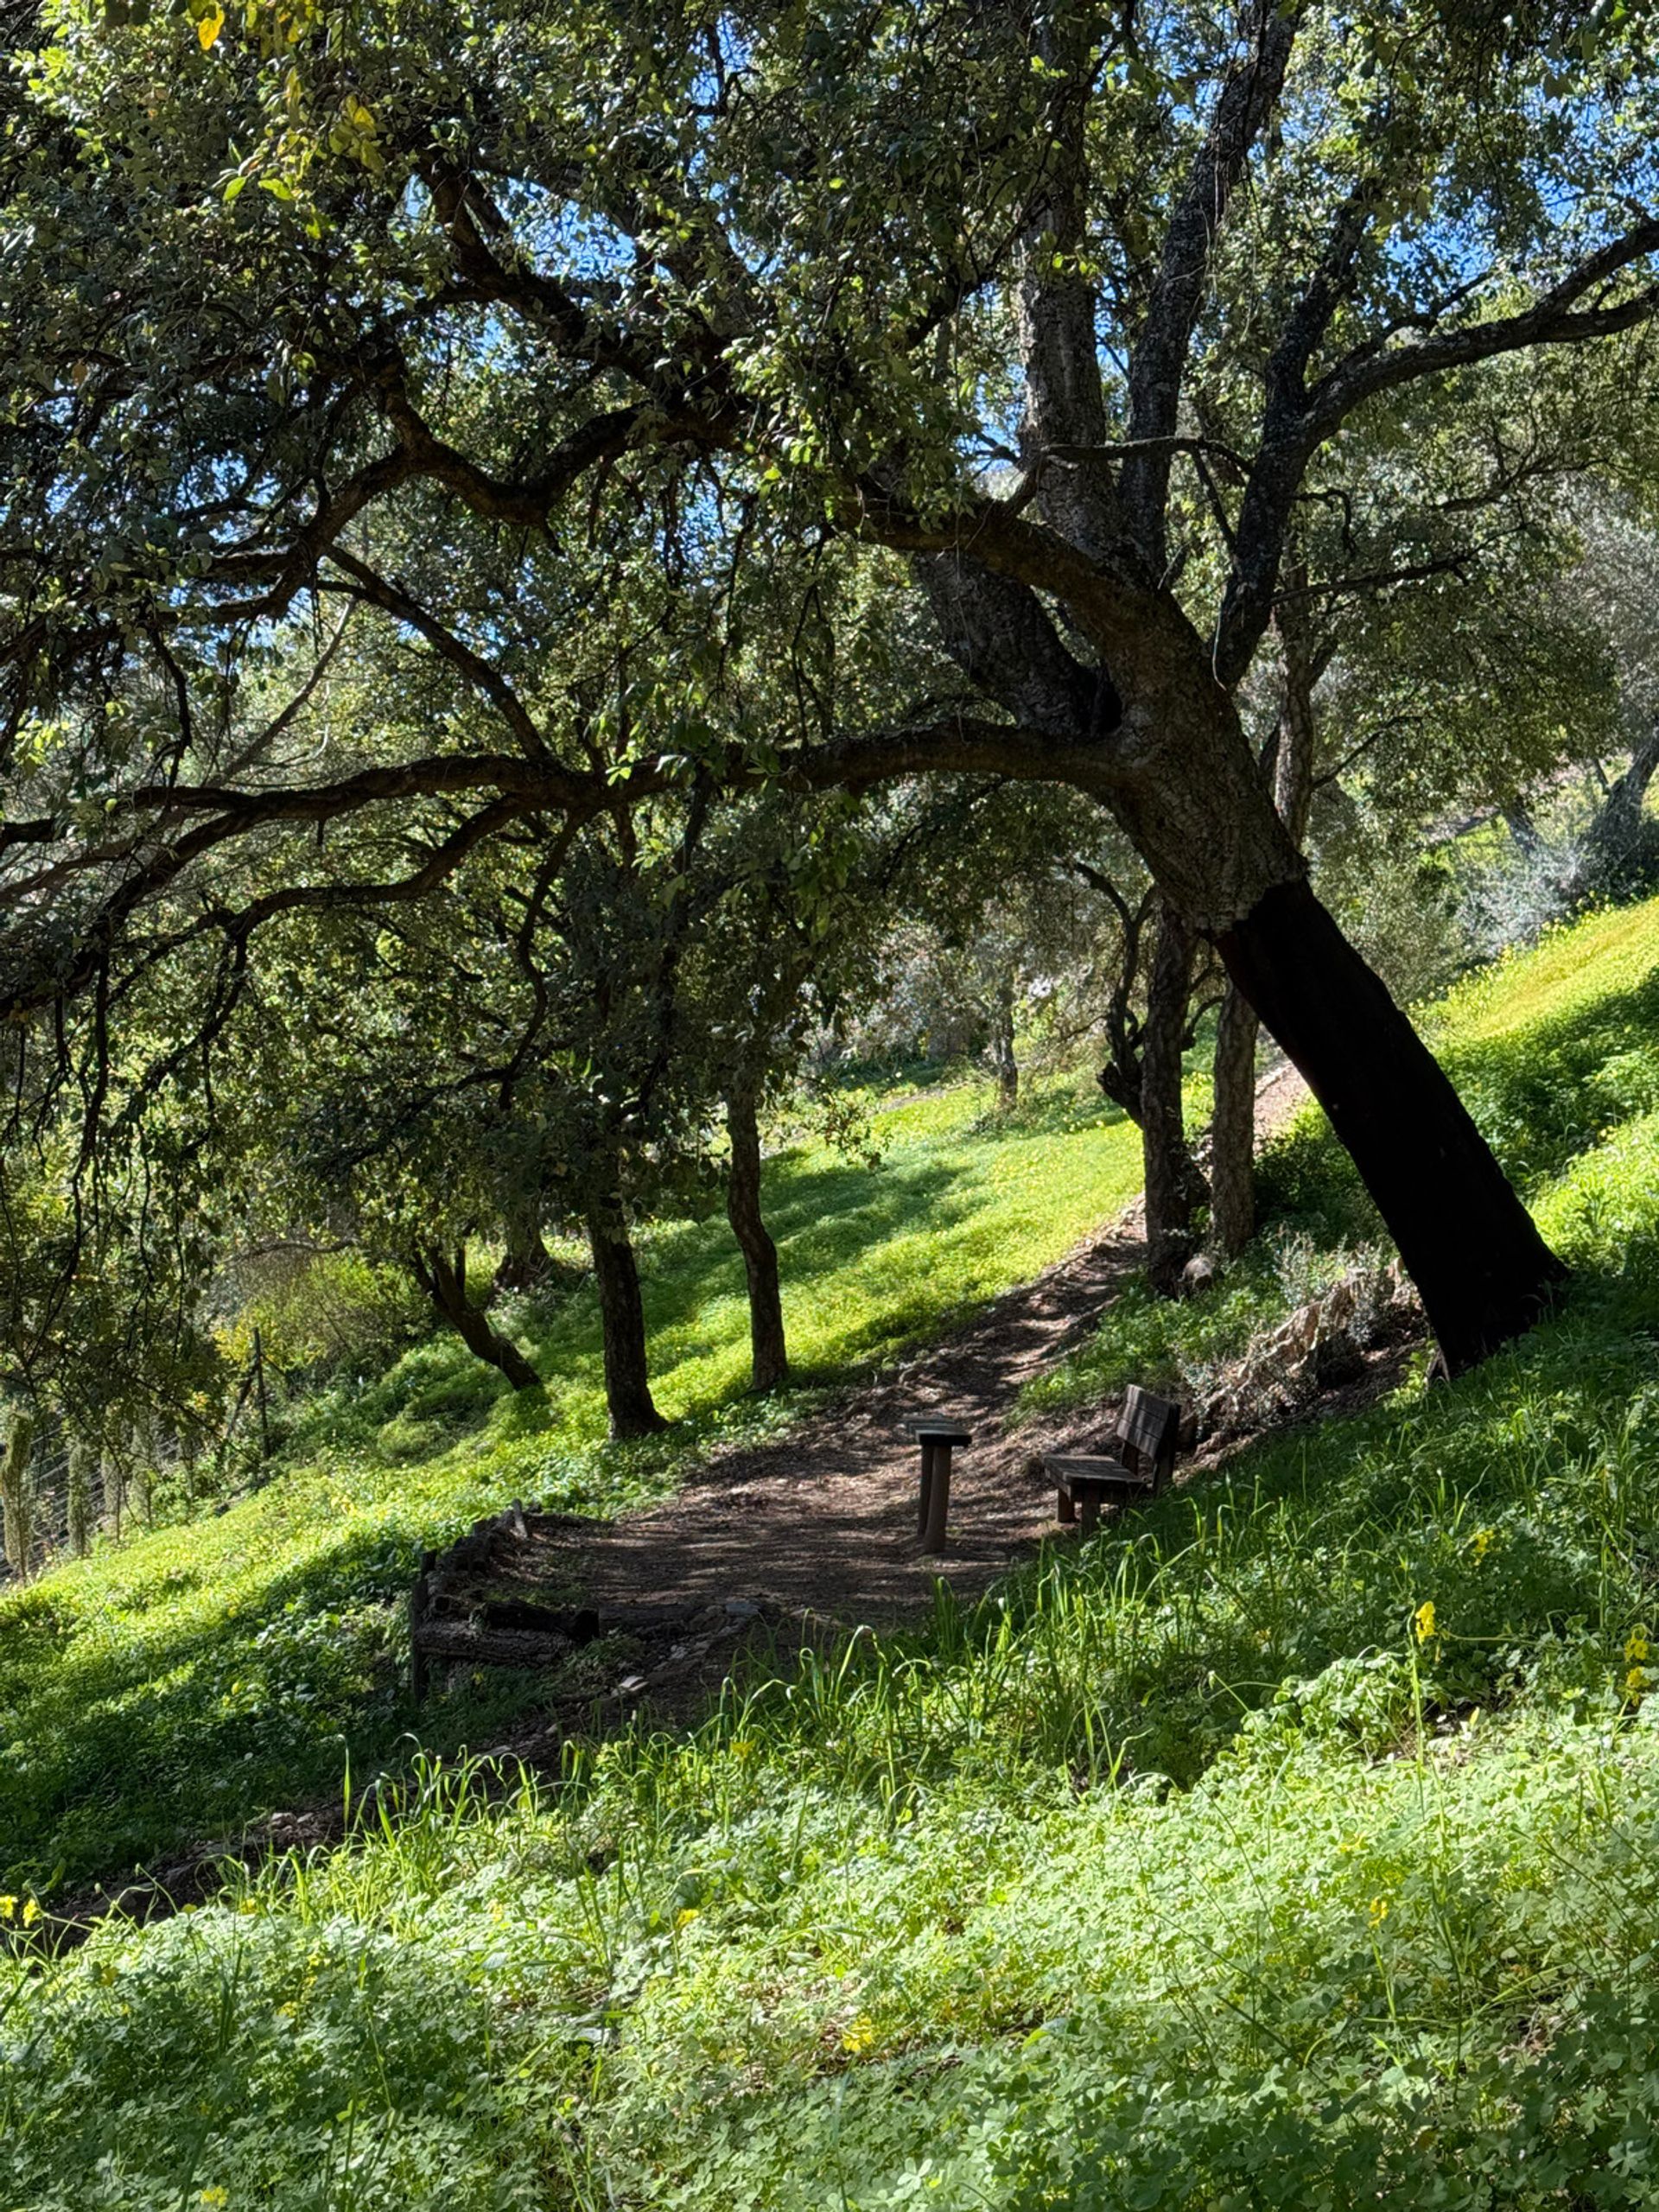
left=10, top=900, right=1659, bottom=2209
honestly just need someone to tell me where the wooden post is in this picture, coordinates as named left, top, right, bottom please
left=1078, top=1490, right=1100, bottom=1539
left=906, top=1420, right=973, bottom=1556
left=1056, top=1483, right=1076, bottom=1525
left=409, top=1548, right=435, bottom=1700
left=921, top=1440, right=953, bottom=1555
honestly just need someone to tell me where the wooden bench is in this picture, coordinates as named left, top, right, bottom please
left=1043, top=1385, right=1180, bottom=1537
left=906, top=1416, right=974, bottom=1555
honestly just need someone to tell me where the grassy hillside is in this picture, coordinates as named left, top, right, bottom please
left=10, top=902, right=1659, bottom=2210
left=0, top=1072, right=1145, bottom=1894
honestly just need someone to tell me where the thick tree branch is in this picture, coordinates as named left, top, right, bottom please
left=1307, top=220, right=1659, bottom=436
left=1016, top=10, right=1122, bottom=563
left=1121, top=0, right=1300, bottom=570
left=1213, top=216, right=1659, bottom=684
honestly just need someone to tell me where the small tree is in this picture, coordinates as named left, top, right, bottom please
left=0, top=1408, right=37, bottom=1581
left=65, top=1437, right=93, bottom=1558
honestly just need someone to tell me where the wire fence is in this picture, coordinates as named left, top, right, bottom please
left=0, top=1331, right=278, bottom=1586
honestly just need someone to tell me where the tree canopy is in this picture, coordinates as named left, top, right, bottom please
left=4, top=0, right=1659, bottom=1366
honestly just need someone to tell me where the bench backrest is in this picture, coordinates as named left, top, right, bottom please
left=1111, top=1384, right=1180, bottom=1487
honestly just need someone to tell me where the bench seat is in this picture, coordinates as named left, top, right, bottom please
left=1042, top=1389, right=1181, bottom=1537
left=1044, top=1453, right=1155, bottom=1534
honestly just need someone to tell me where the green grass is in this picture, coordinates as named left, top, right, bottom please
left=14, top=904, right=1659, bottom=2209
left=0, top=1067, right=1144, bottom=1895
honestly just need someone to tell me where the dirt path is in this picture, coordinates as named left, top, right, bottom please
left=555, top=1064, right=1312, bottom=1627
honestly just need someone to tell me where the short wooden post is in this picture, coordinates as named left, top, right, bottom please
left=906, top=1419, right=972, bottom=1558
left=1056, top=1483, right=1076, bottom=1525
left=921, top=1440, right=953, bottom=1555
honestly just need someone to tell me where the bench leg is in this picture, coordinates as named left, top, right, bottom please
left=921, top=1443, right=953, bottom=1555
left=916, top=1440, right=935, bottom=1539
left=1078, top=1491, right=1100, bottom=1539
left=1056, top=1485, right=1075, bottom=1525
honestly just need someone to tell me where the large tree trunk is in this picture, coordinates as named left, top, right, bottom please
left=410, top=1245, right=541, bottom=1391
left=1141, top=900, right=1205, bottom=1292
left=725, top=1084, right=789, bottom=1394
left=585, top=1198, right=666, bottom=1438
left=920, top=489, right=1566, bottom=1372
left=1217, top=878, right=1567, bottom=1370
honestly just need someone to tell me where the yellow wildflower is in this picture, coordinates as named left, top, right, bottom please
left=0, top=1895, right=15, bottom=1920
left=1627, top=1630, right=1649, bottom=1666
left=675, top=1907, right=699, bottom=1929
left=1470, top=1528, right=1495, bottom=1560
left=20, top=1897, right=39, bottom=1927
left=1414, top=1600, right=1437, bottom=1644
left=198, top=2191, right=229, bottom=2209
left=1368, top=1896, right=1390, bottom=1927
left=841, top=2015, right=876, bottom=2054
left=1627, top=1666, right=1649, bottom=1700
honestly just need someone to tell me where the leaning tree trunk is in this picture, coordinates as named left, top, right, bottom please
left=410, top=1245, right=541, bottom=1391
left=918, top=514, right=1565, bottom=1374
left=1141, top=900, right=1205, bottom=1293
left=1574, top=722, right=1659, bottom=899
left=584, top=1197, right=666, bottom=1438
left=725, top=1084, right=789, bottom=1394
left=1217, top=878, right=1567, bottom=1369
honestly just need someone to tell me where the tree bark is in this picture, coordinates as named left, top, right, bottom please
left=585, top=1198, right=666, bottom=1437
left=1209, top=982, right=1260, bottom=1255
left=1573, top=722, right=1659, bottom=898
left=1206, top=594, right=1323, bottom=1256
left=989, top=974, right=1019, bottom=1109
left=1141, top=900, right=1205, bottom=1293
left=1216, top=878, right=1567, bottom=1370
left=410, top=1245, right=541, bottom=1391
left=492, top=1219, right=556, bottom=1300
left=67, top=1439, right=92, bottom=1558
left=100, top=1449, right=123, bottom=1541
left=1503, top=799, right=1544, bottom=859
left=0, top=1409, right=35, bottom=1580
left=725, top=1084, right=789, bottom=1394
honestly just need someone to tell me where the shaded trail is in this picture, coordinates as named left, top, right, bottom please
left=556, top=1065, right=1311, bottom=1626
